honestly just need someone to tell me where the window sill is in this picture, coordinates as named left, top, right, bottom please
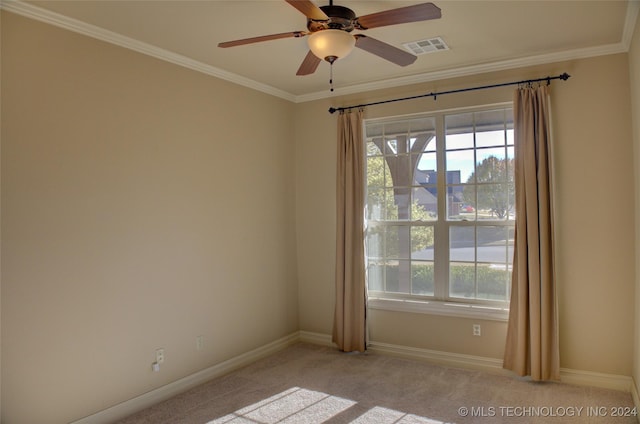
left=367, top=297, right=509, bottom=321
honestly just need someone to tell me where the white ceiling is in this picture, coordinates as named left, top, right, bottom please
left=4, top=0, right=639, bottom=102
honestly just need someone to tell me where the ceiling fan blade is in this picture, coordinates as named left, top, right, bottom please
left=296, top=50, right=322, bottom=76
left=285, top=0, right=329, bottom=21
left=355, top=35, right=417, bottom=66
left=218, top=31, right=306, bottom=48
left=355, top=3, right=441, bottom=29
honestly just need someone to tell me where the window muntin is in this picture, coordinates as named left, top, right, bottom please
left=365, top=106, right=514, bottom=306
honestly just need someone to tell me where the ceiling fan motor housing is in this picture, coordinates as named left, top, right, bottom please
left=307, top=5, right=356, bottom=32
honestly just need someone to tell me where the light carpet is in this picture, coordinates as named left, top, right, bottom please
left=117, top=342, right=636, bottom=423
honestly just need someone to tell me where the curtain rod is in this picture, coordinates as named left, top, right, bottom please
left=328, top=72, right=570, bottom=114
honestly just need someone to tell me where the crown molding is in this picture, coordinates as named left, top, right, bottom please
left=0, top=0, right=297, bottom=103
left=622, top=0, right=640, bottom=50
left=2, top=0, right=638, bottom=105
left=296, top=41, right=629, bottom=103
left=299, top=0, right=639, bottom=103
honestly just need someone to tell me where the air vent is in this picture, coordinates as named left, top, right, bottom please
left=402, top=37, right=449, bottom=55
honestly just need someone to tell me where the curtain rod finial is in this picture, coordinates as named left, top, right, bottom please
left=329, top=107, right=337, bottom=114
left=560, top=73, right=570, bottom=80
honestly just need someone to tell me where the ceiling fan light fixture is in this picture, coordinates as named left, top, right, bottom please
left=307, top=29, right=355, bottom=63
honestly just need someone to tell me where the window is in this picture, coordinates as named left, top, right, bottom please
left=365, top=105, right=514, bottom=318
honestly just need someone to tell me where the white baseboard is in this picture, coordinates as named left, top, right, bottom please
left=631, top=377, right=640, bottom=422
left=298, top=330, right=335, bottom=347
left=300, top=332, right=633, bottom=393
left=368, top=340, right=510, bottom=375
left=70, top=332, right=299, bottom=424
left=72, top=330, right=634, bottom=424
left=559, top=367, right=632, bottom=392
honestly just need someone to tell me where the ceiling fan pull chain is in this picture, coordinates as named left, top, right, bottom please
left=330, top=63, right=334, bottom=92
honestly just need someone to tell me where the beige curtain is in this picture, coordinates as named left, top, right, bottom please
left=332, top=108, right=367, bottom=352
left=503, top=85, right=560, bottom=381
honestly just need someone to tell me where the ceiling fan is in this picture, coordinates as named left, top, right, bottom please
left=218, top=0, right=442, bottom=77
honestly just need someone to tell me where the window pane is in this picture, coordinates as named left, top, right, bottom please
left=414, top=134, right=437, bottom=152
left=415, top=153, right=437, bottom=182
left=385, top=262, right=400, bottom=292
left=475, top=109, right=506, bottom=132
left=390, top=188, right=411, bottom=220
left=366, top=260, right=416, bottom=295
left=446, top=133, right=473, bottom=150
left=367, top=261, right=385, bottom=291
left=367, top=156, right=385, bottom=187
left=477, top=183, right=511, bottom=220
left=392, top=153, right=411, bottom=183
left=370, top=188, right=404, bottom=221
left=408, top=117, right=437, bottom=134
left=380, top=118, right=435, bottom=138
left=476, top=149, right=507, bottom=182
left=450, top=262, right=475, bottom=298
left=450, top=226, right=475, bottom=262
left=366, top=188, right=384, bottom=220
left=411, top=225, right=434, bottom=256
left=477, top=263, right=509, bottom=301
left=412, top=187, right=437, bottom=220
left=448, top=185, right=474, bottom=221
left=477, top=226, right=509, bottom=263
left=476, top=130, right=506, bottom=148
left=367, top=139, right=383, bottom=156
left=383, top=188, right=398, bottom=220
left=366, top=155, right=393, bottom=189
left=366, top=226, right=384, bottom=258
left=505, top=108, right=514, bottom=124
left=385, top=260, right=411, bottom=293
left=446, top=149, right=474, bottom=183
left=366, top=123, right=384, bottom=138
left=382, top=225, right=411, bottom=260
left=385, top=137, right=398, bottom=155
left=383, top=166, right=394, bottom=187
left=412, top=262, right=434, bottom=295
left=396, top=136, right=410, bottom=155
left=446, top=113, right=474, bottom=149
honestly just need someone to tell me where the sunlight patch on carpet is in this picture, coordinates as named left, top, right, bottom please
left=206, top=387, right=445, bottom=423
left=352, top=406, right=445, bottom=423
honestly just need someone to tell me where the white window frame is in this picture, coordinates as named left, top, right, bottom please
left=365, top=103, right=514, bottom=321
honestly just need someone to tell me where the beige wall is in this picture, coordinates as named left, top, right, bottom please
left=552, top=54, right=633, bottom=376
left=2, top=6, right=638, bottom=424
left=1, top=12, right=298, bottom=423
left=630, top=8, right=640, bottom=399
left=295, top=54, right=635, bottom=376
left=0, top=8, right=3, bottom=419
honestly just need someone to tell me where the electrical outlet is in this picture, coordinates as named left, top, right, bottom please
left=473, top=324, right=481, bottom=336
left=196, top=335, right=204, bottom=351
left=156, top=348, right=165, bottom=364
